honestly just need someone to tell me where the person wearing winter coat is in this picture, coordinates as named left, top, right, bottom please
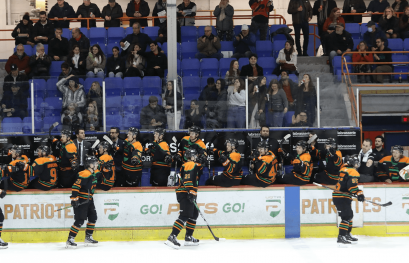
left=32, top=11, right=55, bottom=44
left=5, top=44, right=31, bottom=75
left=152, top=0, right=167, bottom=27
left=214, top=0, right=234, bottom=41
left=140, top=96, right=167, bottom=129
left=67, top=45, right=87, bottom=76
left=275, top=41, right=298, bottom=75
left=29, top=43, right=52, bottom=78
left=399, top=6, right=409, bottom=38
left=196, top=26, right=223, bottom=60
left=76, top=0, right=101, bottom=28
left=177, top=0, right=197, bottom=26
left=11, top=13, right=34, bottom=46
left=86, top=44, right=107, bottom=79
left=313, top=0, right=337, bottom=38
left=352, top=41, right=374, bottom=83
left=0, top=84, right=28, bottom=119
left=57, top=74, right=86, bottom=109
left=342, top=0, right=366, bottom=23
left=378, top=7, right=400, bottom=38
left=327, top=23, right=354, bottom=71
left=48, top=27, right=69, bottom=61
left=232, top=24, right=256, bottom=59
left=48, top=0, right=76, bottom=28
left=107, top=46, right=126, bottom=78
left=126, top=0, right=151, bottom=27
left=392, top=0, right=408, bottom=12
left=101, top=0, right=124, bottom=28
left=163, top=81, right=183, bottom=130
left=367, top=0, right=390, bottom=23
left=68, top=28, right=91, bottom=58
left=363, top=21, right=389, bottom=50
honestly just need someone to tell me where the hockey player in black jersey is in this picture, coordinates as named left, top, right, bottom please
left=0, top=185, right=8, bottom=248
left=53, top=129, right=78, bottom=188
left=31, top=146, right=59, bottom=191
left=311, top=138, right=343, bottom=185
left=96, top=142, right=115, bottom=191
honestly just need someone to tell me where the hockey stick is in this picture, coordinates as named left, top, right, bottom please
left=91, top=139, right=100, bottom=150
left=54, top=190, right=91, bottom=212
left=279, top=134, right=291, bottom=177
left=313, top=182, right=392, bottom=207
left=49, top=122, right=59, bottom=138
left=176, top=173, right=225, bottom=241
left=172, top=136, right=178, bottom=186
left=307, top=134, right=318, bottom=145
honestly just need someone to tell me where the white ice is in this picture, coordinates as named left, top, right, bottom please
left=0, top=236, right=407, bottom=263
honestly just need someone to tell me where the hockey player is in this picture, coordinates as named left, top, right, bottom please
left=122, top=127, right=143, bottom=186
left=165, top=149, right=200, bottom=249
left=146, top=128, right=173, bottom=186
left=333, top=155, right=365, bottom=246
left=54, top=129, right=78, bottom=188
left=31, top=145, right=58, bottom=190
left=1, top=145, right=31, bottom=192
left=310, top=138, right=343, bottom=185
left=66, top=156, right=99, bottom=248
left=276, top=140, right=313, bottom=185
left=206, top=139, right=243, bottom=187
left=96, top=142, right=115, bottom=191
left=241, top=141, right=277, bottom=187
left=377, top=145, right=409, bottom=183
left=0, top=186, right=7, bottom=248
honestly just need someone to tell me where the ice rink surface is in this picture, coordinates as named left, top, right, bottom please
left=1, top=236, right=407, bottom=263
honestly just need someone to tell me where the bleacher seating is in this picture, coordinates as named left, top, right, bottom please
left=201, top=58, right=219, bottom=77
left=181, top=26, right=197, bottom=42
left=181, top=59, right=200, bottom=77
left=143, top=26, right=160, bottom=39
left=256, top=40, right=273, bottom=57
left=89, top=27, right=107, bottom=46
left=107, top=27, right=125, bottom=44
left=181, top=42, right=198, bottom=59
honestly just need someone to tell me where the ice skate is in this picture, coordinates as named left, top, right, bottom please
left=337, top=235, right=351, bottom=247
left=0, top=237, right=8, bottom=249
left=345, top=232, right=358, bottom=244
left=165, top=234, right=181, bottom=249
left=66, top=237, right=77, bottom=249
left=184, top=235, right=200, bottom=246
left=85, top=234, right=98, bottom=246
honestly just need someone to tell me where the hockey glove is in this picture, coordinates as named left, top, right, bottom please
left=307, top=144, right=315, bottom=152
left=187, top=191, right=197, bottom=204
left=174, top=154, right=182, bottom=163
left=198, top=155, right=208, bottom=166
left=164, top=155, right=173, bottom=164
left=0, top=189, right=6, bottom=199
left=328, top=147, right=336, bottom=157
left=131, top=156, right=141, bottom=166
left=145, top=145, right=154, bottom=156
left=218, top=154, right=229, bottom=166
left=357, top=193, right=365, bottom=202
left=71, top=197, right=80, bottom=208
left=15, top=161, right=26, bottom=172
left=249, top=149, right=260, bottom=161
left=71, top=160, right=79, bottom=171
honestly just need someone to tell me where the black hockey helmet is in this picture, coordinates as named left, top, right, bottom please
left=37, top=145, right=51, bottom=156
left=296, top=140, right=308, bottom=150
left=326, top=138, right=337, bottom=148
left=188, top=126, right=201, bottom=135
left=128, top=127, right=139, bottom=136
left=257, top=140, right=269, bottom=150
left=392, top=145, right=404, bottom=155
left=61, top=129, right=72, bottom=137
left=185, top=148, right=198, bottom=159
left=345, top=154, right=360, bottom=168
left=99, top=141, right=112, bottom=152
left=84, top=155, right=99, bottom=168
left=154, top=127, right=165, bottom=136
left=225, top=138, right=238, bottom=149
left=10, top=145, right=23, bottom=155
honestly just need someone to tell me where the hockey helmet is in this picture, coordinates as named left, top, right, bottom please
left=154, top=127, right=165, bottom=136
left=392, top=145, right=404, bottom=155
left=61, top=129, right=72, bottom=137
left=10, top=145, right=23, bottom=155
left=225, top=138, right=238, bottom=149
left=345, top=154, right=360, bottom=168
left=326, top=138, right=337, bottom=148
left=37, top=145, right=51, bottom=156
left=188, top=126, right=201, bottom=135
left=185, top=148, right=198, bottom=159
left=128, top=127, right=139, bottom=136
left=257, top=140, right=269, bottom=150
left=84, top=155, right=99, bottom=169
left=296, top=140, right=308, bottom=150
left=99, top=141, right=112, bottom=152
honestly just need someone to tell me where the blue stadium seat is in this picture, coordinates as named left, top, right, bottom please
left=238, top=57, right=249, bottom=70
left=284, top=111, right=295, bottom=127
left=181, top=26, right=197, bottom=42
left=89, top=28, right=107, bottom=45
left=289, top=74, right=298, bottom=83
left=123, top=77, right=142, bottom=94
left=43, top=97, right=63, bottom=112
left=123, top=95, right=142, bottom=112
left=106, top=43, right=119, bottom=57
left=142, top=76, right=162, bottom=95
left=42, top=44, right=49, bottom=55
left=14, top=45, right=33, bottom=56
left=34, top=90, right=45, bottom=99
left=388, top=38, right=403, bottom=51
left=46, top=78, right=63, bottom=97
left=143, top=26, right=160, bottom=39
left=265, top=75, right=277, bottom=85
left=123, top=88, right=140, bottom=96
left=106, top=115, right=123, bottom=129
left=272, top=40, right=286, bottom=58
left=256, top=40, right=273, bottom=57
left=50, top=61, right=64, bottom=76
left=272, top=34, right=287, bottom=41
left=2, top=118, right=23, bottom=133
left=198, top=26, right=217, bottom=37
left=220, top=41, right=234, bottom=52
left=345, top=23, right=361, bottom=39
left=200, top=58, right=219, bottom=77
left=332, top=56, right=352, bottom=75
left=200, top=77, right=212, bottom=88
left=258, top=57, right=277, bottom=76
left=31, top=79, right=47, bottom=91
left=180, top=42, right=198, bottom=59
left=105, top=77, right=123, bottom=95
left=23, top=117, right=43, bottom=132
left=392, top=54, right=409, bottom=80
left=125, top=27, right=133, bottom=36
left=27, top=97, right=43, bottom=113
left=404, top=38, right=409, bottom=50
left=234, top=26, right=242, bottom=37
left=123, top=112, right=140, bottom=129
left=84, top=78, right=103, bottom=94
left=219, top=58, right=236, bottom=76
left=62, top=28, right=71, bottom=40
left=107, top=27, right=125, bottom=44
left=79, top=27, right=90, bottom=38
left=270, top=24, right=288, bottom=33
left=181, top=59, right=200, bottom=77
left=106, top=96, right=122, bottom=111
left=161, top=42, right=181, bottom=59
left=183, top=76, right=201, bottom=91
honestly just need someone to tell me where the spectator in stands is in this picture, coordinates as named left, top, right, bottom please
left=214, top=0, right=234, bottom=41
left=69, top=28, right=90, bottom=58
left=265, top=79, right=287, bottom=127
left=49, top=27, right=69, bottom=61
left=363, top=21, right=389, bottom=50
left=59, top=62, right=75, bottom=80
left=288, top=0, right=313, bottom=56
left=76, top=0, right=101, bottom=28
left=367, top=0, right=390, bottom=23
left=32, top=11, right=54, bottom=45
left=120, top=22, right=152, bottom=57
left=196, top=26, right=223, bottom=60
left=68, top=45, right=87, bottom=76
left=3, top=64, right=29, bottom=94
left=184, top=100, right=203, bottom=129
left=399, top=6, right=409, bottom=38
left=145, top=41, right=167, bottom=78
left=163, top=81, right=182, bottom=130
left=249, top=76, right=267, bottom=128
left=0, top=84, right=28, bottom=119
left=61, top=102, right=83, bottom=131
left=279, top=71, right=297, bottom=111
left=198, top=77, right=216, bottom=105
left=352, top=41, right=374, bottom=83
left=155, top=20, right=182, bottom=44
left=83, top=101, right=99, bottom=131
left=86, top=44, right=106, bottom=78
left=203, top=79, right=228, bottom=128
left=177, top=0, right=197, bottom=26
left=126, top=0, right=150, bottom=27
left=249, top=0, right=274, bottom=41
left=29, top=43, right=51, bottom=78
left=322, top=8, right=346, bottom=55
left=107, top=46, right=125, bottom=78
left=48, top=0, right=76, bottom=28
left=379, top=7, right=399, bottom=38
left=392, top=0, right=408, bottom=12
left=240, top=54, right=263, bottom=86
left=313, top=0, right=337, bottom=40
left=274, top=41, right=298, bottom=75
left=372, top=37, right=392, bottom=83
left=291, top=110, right=309, bottom=127
left=12, top=13, right=34, bottom=46
left=5, top=44, right=31, bottom=76
left=327, top=23, right=353, bottom=71
left=373, top=135, right=389, bottom=161
left=342, top=0, right=366, bottom=24
left=232, top=24, right=256, bottom=59
left=86, top=81, right=103, bottom=113
left=295, top=74, right=316, bottom=127
left=152, top=0, right=167, bottom=27
left=140, top=96, right=166, bottom=129
left=57, top=74, right=86, bottom=110
left=102, top=0, right=124, bottom=28
left=225, top=60, right=240, bottom=86
left=125, top=43, right=145, bottom=77
left=357, top=139, right=376, bottom=182
left=227, top=78, right=246, bottom=128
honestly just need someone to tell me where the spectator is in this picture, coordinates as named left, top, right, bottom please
left=120, top=22, right=152, bottom=57
left=155, top=20, right=182, bottom=44
left=214, top=0, right=234, bottom=41
left=126, top=0, right=150, bottom=27
left=291, top=110, right=309, bottom=127
left=372, top=37, right=392, bottom=83
left=83, top=101, right=99, bottom=131
left=29, top=43, right=52, bottom=78
left=59, top=62, right=75, bottom=80
left=379, top=7, right=399, bottom=38
left=265, top=79, right=288, bottom=127
left=313, top=0, right=337, bottom=38
left=140, top=96, right=166, bottom=129
left=12, top=13, right=34, bottom=46
left=86, top=81, right=103, bottom=112
left=0, top=84, right=28, bottom=119
left=322, top=8, right=346, bottom=55
left=196, top=26, right=223, bottom=60
left=61, top=102, right=83, bottom=131
left=274, top=40, right=298, bottom=75
left=392, top=0, right=408, bottom=12
left=373, top=135, right=389, bottom=162
left=3, top=64, right=29, bottom=95
left=352, top=41, right=374, bottom=83
left=357, top=139, right=376, bottom=182
left=227, top=78, right=246, bottom=128
left=49, top=27, right=69, bottom=61
left=367, top=0, right=390, bottom=23
left=163, top=81, right=182, bottom=130
left=203, top=79, right=228, bottom=128
left=152, top=0, right=167, bottom=27
left=399, top=6, right=409, bottom=38
left=57, top=74, right=86, bottom=109
left=177, top=0, right=197, bottom=26
left=86, top=44, right=106, bottom=78
left=225, top=59, right=240, bottom=86
left=249, top=76, right=267, bottom=128
left=5, top=44, right=31, bottom=75
left=67, top=45, right=87, bottom=76
left=48, top=0, right=76, bottom=28
left=232, top=24, right=256, bottom=59
left=363, top=21, right=389, bottom=50
left=68, top=28, right=91, bottom=58
left=327, top=23, right=353, bottom=71
left=249, top=0, right=274, bottom=41
left=240, top=53, right=263, bottom=86
left=107, top=46, right=125, bottom=78
left=145, top=42, right=167, bottom=78
left=125, top=43, right=146, bottom=77
left=76, top=0, right=101, bottom=28
left=342, top=0, right=366, bottom=23
left=198, top=77, right=216, bottom=109
left=279, top=71, right=297, bottom=111
left=32, top=11, right=54, bottom=45
left=288, top=0, right=313, bottom=56
left=102, top=0, right=123, bottom=28
left=184, top=100, right=203, bottom=129
left=295, top=74, right=317, bottom=127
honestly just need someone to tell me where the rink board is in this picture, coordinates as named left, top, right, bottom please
left=1, top=184, right=409, bottom=242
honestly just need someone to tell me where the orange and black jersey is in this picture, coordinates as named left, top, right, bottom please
left=1, top=157, right=32, bottom=190
left=32, top=155, right=58, bottom=188
left=177, top=136, right=207, bottom=163
left=122, top=139, right=143, bottom=172
left=71, top=169, right=97, bottom=201
left=59, top=140, right=78, bottom=170
left=176, top=161, right=201, bottom=195
left=291, top=152, right=313, bottom=182
left=97, top=154, right=115, bottom=188
left=253, top=152, right=277, bottom=185
left=377, top=156, right=409, bottom=182
left=333, top=165, right=363, bottom=200
left=149, top=140, right=171, bottom=168
left=310, top=147, right=342, bottom=180
left=214, top=149, right=243, bottom=180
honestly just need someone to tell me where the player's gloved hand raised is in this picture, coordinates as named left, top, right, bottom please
left=164, top=155, right=173, bottom=164
left=55, top=141, right=62, bottom=149
left=15, top=161, right=26, bottom=171
left=71, top=160, right=79, bottom=171
left=218, top=154, right=229, bottom=166
left=0, top=189, right=6, bottom=199
left=71, top=197, right=80, bottom=208
left=357, top=193, right=365, bottom=202
left=131, top=156, right=141, bottom=166
left=174, top=154, right=182, bottom=163
left=187, top=191, right=197, bottom=203
left=198, top=155, right=208, bottom=166
left=328, top=147, right=336, bottom=157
